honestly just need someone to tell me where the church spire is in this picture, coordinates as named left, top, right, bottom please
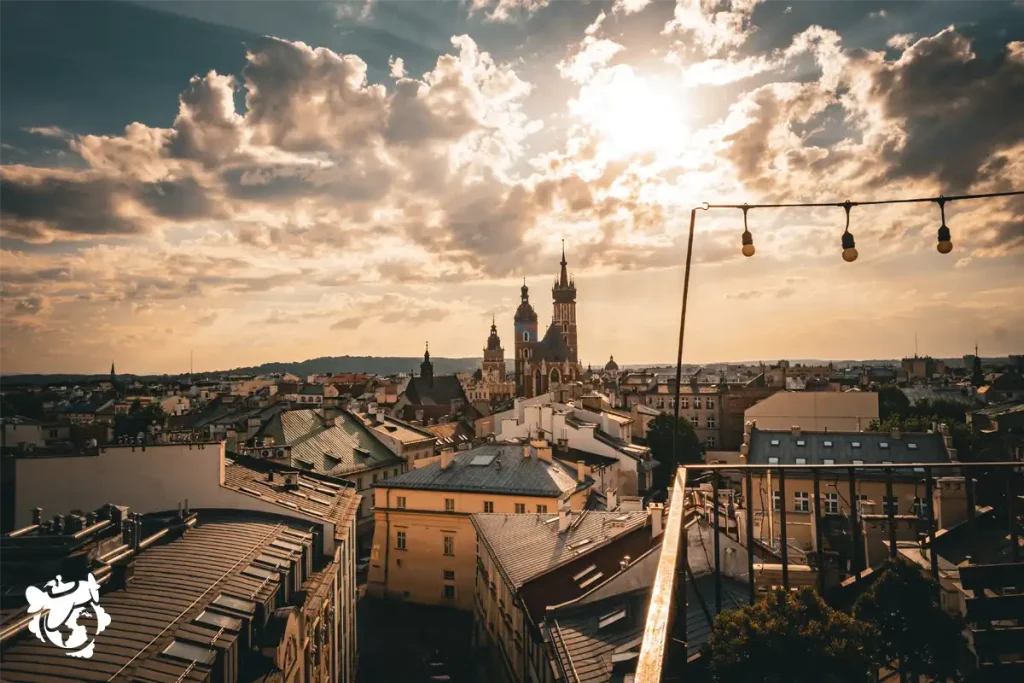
left=558, top=239, right=569, bottom=288
left=421, top=342, right=433, bottom=386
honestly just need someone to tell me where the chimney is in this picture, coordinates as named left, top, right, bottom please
left=619, top=555, right=631, bottom=571
left=523, top=443, right=531, bottom=459
left=649, top=503, right=664, bottom=539
left=441, top=450, right=455, bottom=470
left=558, top=504, right=571, bottom=533
left=607, top=488, right=619, bottom=511
left=267, top=470, right=275, bottom=483
left=791, top=425, right=801, bottom=437
left=739, top=443, right=749, bottom=462
left=576, top=461, right=588, bottom=483
left=934, top=477, right=972, bottom=530
left=32, top=507, right=43, bottom=525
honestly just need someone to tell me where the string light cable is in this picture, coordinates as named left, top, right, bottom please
left=697, top=190, right=1023, bottom=261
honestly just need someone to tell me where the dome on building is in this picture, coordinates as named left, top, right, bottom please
left=514, top=282, right=538, bottom=323
left=605, top=355, right=619, bottom=373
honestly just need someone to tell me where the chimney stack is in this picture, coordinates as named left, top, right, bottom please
left=576, top=460, right=588, bottom=483
left=649, top=503, right=665, bottom=539
left=558, top=504, right=571, bottom=533
left=441, top=449, right=455, bottom=470
left=523, top=442, right=531, bottom=459
left=267, top=470, right=275, bottom=483
left=791, top=425, right=801, bottom=437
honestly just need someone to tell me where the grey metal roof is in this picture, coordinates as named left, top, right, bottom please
left=747, top=428, right=949, bottom=466
left=0, top=512, right=326, bottom=683
left=375, top=442, right=586, bottom=497
left=280, top=409, right=403, bottom=477
left=402, top=375, right=467, bottom=407
left=472, top=511, right=648, bottom=588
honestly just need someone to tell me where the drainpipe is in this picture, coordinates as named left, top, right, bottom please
left=383, top=488, right=391, bottom=596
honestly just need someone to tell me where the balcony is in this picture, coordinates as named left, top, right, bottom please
left=635, top=461, right=1023, bottom=682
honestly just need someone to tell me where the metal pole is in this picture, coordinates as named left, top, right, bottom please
left=713, top=471, right=722, bottom=613
left=671, top=209, right=698, bottom=480
left=1009, top=474, right=1019, bottom=563
left=964, top=464, right=976, bottom=559
left=848, top=467, right=861, bottom=576
left=885, top=467, right=897, bottom=559
left=745, top=469, right=756, bottom=605
left=778, top=467, right=789, bottom=591
left=680, top=493, right=689, bottom=664
left=813, top=469, right=824, bottom=594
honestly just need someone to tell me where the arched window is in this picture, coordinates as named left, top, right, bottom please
left=533, top=370, right=543, bottom=396
left=523, top=331, right=530, bottom=342
left=550, top=368, right=561, bottom=385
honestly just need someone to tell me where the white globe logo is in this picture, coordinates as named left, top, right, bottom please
left=25, top=573, right=111, bottom=659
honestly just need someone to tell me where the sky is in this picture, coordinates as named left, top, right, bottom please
left=1, top=0, right=1022, bottom=375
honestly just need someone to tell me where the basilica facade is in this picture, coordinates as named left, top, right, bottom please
left=513, top=245, right=584, bottom=398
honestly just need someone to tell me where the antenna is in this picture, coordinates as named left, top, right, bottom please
left=914, top=332, right=918, bottom=358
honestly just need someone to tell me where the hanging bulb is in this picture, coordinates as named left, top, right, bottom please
left=936, top=197, right=953, bottom=254
left=840, top=201, right=858, bottom=262
left=740, top=205, right=755, bottom=257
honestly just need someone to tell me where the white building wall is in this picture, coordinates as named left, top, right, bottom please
left=13, top=442, right=337, bottom=555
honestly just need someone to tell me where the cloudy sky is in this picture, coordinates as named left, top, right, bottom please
left=1, top=0, right=1022, bottom=375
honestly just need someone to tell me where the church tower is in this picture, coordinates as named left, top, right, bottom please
left=551, top=240, right=578, bottom=362
left=483, top=317, right=506, bottom=385
left=420, top=343, right=434, bottom=387
left=513, top=281, right=538, bottom=396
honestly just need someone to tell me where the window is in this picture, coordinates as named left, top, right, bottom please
left=536, top=504, right=548, bottom=513
left=856, top=494, right=869, bottom=512
left=483, top=501, right=494, bottom=513
left=356, top=477, right=363, bottom=490
left=706, top=397, right=715, bottom=409
left=694, top=397, right=702, bottom=409
left=445, top=498, right=455, bottom=512
left=852, top=460, right=864, bottom=465
left=162, top=640, right=216, bottom=665
left=396, top=496, right=406, bottom=509
left=706, top=436, right=716, bottom=448
left=372, top=473, right=378, bottom=483
left=824, top=440, right=833, bottom=448
left=443, top=584, right=456, bottom=600
left=195, top=610, right=242, bottom=632
left=396, top=530, right=407, bottom=550
left=796, top=440, right=805, bottom=447
left=879, top=442, right=889, bottom=449
left=772, top=490, right=781, bottom=511
left=852, top=441, right=862, bottom=449
left=882, top=496, right=898, bottom=515
left=443, top=535, right=454, bottom=556
left=795, top=457, right=807, bottom=465
left=907, top=443, right=918, bottom=450
left=393, top=468, right=398, bottom=476
left=706, top=416, right=716, bottom=429
left=523, top=331, right=530, bottom=342
left=443, top=570, right=455, bottom=581
left=381, top=471, right=387, bottom=480
left=913, top=497, right=929, bottom=518
left=514, top=503, right=526, bottom=513
left=824, top=493, right=839, bottom=514
left=768, top=456, right=779, bottom=465
left=823, top=458, right=835, bottom=465
left=680, top=397, right=689, bottom=409
left=770, top=439, right=780, bottom=447
left=794, top=491, right=810, bottom=512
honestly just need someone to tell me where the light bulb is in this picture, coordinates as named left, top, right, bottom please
left=741, top=228, right=755, bottom=257
left=742, top=243, right=756, bottom=257
left=842, top=247, right=859, bottom=263
left=937, top=224, right=952, bottom=254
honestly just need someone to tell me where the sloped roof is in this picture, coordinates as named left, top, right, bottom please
left=532, top=322, right=577, bottom=363
left=376, top=442, right=586, bottom=497
left=263, top=409, right=402, bottom=477
left=748, top=428, right=948, bottom=469
left=403, top=375, right=467, bottom=407
left=472, top=510, right=648, bottom=588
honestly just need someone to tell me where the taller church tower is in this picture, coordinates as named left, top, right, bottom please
left=551, top=240, right=578, bottom=362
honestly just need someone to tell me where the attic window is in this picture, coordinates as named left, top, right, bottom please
left=598, top=609, right=628, bottom=630
left=796, top=440, right=806, bottom=447
left=824, top=441, right=833, bottom=447
left=242, top=565, right=278, bottom=581
left=913, top=467, right=925, bottom=473
left=852, top=441, right=861, bottom=448
left=823, top=458, right=835, bottom=465
left=879, top=442, right=889, bottom=449
left=795, top=458, right=807, bottom=465
left=162, top=640, right=216, bottom=665
left=195, top=610, right=242, bottom=632
left=354, top=447, right=371, bottom=457
left=770, top=439, right=780, bottom=446
left=768, top=457, right=779, bottom=465
left=853, top=460, right=864, bottom=465
left=212, top=594, right=255, bottom=613
left=907, top=443, right=918, bottom=450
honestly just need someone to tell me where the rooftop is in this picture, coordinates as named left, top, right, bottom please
left=354, top=411, right=435, bottom=444
left=472, top=510, right=648, bottom=588
left=258, top=408, right=403, bottom=477
left=1, top=508, right=332, bottom=682
left=748, top=427, right=949, bottom=469
left=375, top=442, right=589, bottom=497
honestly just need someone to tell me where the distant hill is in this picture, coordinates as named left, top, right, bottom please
left=223, top=355, right=482, bottom=377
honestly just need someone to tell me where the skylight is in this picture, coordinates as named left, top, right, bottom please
left=242, top=565, right=278, bottom=581
left=768, top=457, right=779, bottom=465
left=824, top=441, right=833, bottom=447
left=795, top=458, right=807, bottom=465
left=578, top=571, right=604, bottom=589
left=852, top=442, right=861, bottom=448
left=162, top=640, right=216, bottom=665
left=823, top=458, right=835, bottom=465
left=770, top=439, right=780, bottom=446
left=195, top=610, right=242, bottom=632
left=568, top=538, right=592, bottom=550
left=212, top=594, right=255, bottom=613
left=908, top=443, right=918, bottom=450
left=598, top=609, right=627, bottom=630
left=573, top=565, right=597, bottom=582
left=796, top=440, right=806, bottom=447
left=470, top=454, right=497, bottom=467
left=880, top=442, right=889, bottom=449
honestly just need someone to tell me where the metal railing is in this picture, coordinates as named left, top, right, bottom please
left=635, top=460, right=1023, bottom=682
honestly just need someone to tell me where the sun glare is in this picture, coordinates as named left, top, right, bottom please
left=572, top=66, right=689, bottom=158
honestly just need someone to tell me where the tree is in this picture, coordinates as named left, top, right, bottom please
left=878, top=384, right=910, bottom=420
left=705, top=587, right=878, bottom=683
left=853, top=558, right=964, bottom=681
left=114, top=403, right=166, bottom=438
left=645, top=413, right=702, bottom=490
